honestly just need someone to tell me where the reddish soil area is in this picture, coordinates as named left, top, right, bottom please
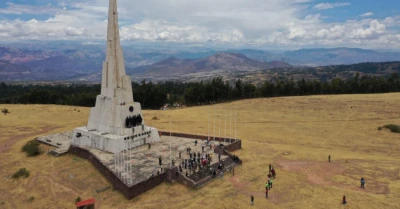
left=0, top=126, right=61, bottom=153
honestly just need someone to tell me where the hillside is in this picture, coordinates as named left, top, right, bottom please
left=128, top=52, right=292, bottom=77
left=1, top=93, right=400, bottom=208
left=0, top=44, right=399, bottom=81
left=283, top=48, right=400, bottom=66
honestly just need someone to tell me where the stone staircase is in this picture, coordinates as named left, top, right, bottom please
left=48, top=147, right=69, bottom=157
left=187, top=156, right=238, bottom=188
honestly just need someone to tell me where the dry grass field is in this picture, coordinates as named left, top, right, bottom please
left=1, top=93, right=400, bottom=209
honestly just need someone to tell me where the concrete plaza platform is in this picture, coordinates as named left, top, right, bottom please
left=85, top=135, right=230, bottom=186
left=37, top=131, right=231, bottom=186
left=36, top=131, right=72, bottom=156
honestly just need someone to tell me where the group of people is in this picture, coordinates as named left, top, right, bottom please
left=265, top=164, right=276, bottom=198
left=339, top=176, right=365, bottom=205
left=328, top=155, right=367, bottom=205
left=181, top=145, right=215, bottom=177
left=250, top=165, right=278, bottom=205
left=250, top=156, right=367, bottom=206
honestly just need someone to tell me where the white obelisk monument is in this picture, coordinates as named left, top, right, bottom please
left=71, top=0, right=160, bottom=153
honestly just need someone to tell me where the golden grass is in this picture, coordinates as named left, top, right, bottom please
left=1, top=93, right=400, bottom=209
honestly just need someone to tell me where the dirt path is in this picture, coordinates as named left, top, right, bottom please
left=0, top=125, right=61, bottom=153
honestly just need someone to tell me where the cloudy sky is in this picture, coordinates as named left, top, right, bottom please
left=0, top=0, right=399, bottom=49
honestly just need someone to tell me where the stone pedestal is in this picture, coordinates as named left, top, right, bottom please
left=72, top=126, right=160, bottom=153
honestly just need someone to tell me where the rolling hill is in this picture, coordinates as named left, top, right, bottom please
left=1, top=44, right=400, bottom=81
left=128, top=52, right=292, bottom=77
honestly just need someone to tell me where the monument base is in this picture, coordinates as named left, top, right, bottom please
left=71, top=125, right=160, bottom=154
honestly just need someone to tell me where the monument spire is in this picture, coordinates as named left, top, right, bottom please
left=72, top=0, right=160, bottom=154
left=101, top=0, right=132, bottom=101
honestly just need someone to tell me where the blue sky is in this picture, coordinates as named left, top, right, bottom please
left=0, top=0, right=399, bottom=50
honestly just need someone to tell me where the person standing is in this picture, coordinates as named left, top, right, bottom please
left=328, top=155, right=331, bottom=162
left=265, top=181, right=269, bottom=190
left=265, top=188, right=269, bottom=198
left=251, top=195, right=254, bottom=206
left=269, top=179, right=273, bottom=189
left=269, top=164, right=272, bottom=172
left=361, top=177, right=365, bottom=188
left=271, top=168, right=276, bottom=178
left=342, top=195, right=347, bottom=205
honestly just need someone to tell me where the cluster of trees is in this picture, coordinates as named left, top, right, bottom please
left=182, top=73, right=400, bottom=105
left=1, top=73, right=399, bottom=108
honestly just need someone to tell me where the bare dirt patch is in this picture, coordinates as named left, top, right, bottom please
left=278, top=159, right=391, bottom=195
left=278, top=159, right=344, bottom=186
left=0, top=125, right=61, bottom=153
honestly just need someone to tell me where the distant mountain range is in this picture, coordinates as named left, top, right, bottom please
left=128, top=52, right=292, bottom=76
left=0, top=44, right=399, bottom=81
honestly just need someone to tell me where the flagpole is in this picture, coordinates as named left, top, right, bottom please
left=124, top=142, right=126, bottom=183
left=230, top=109, right=232, bottom=141
left=118, top=151, right=120, bottom=178
left=208, top=110, right=210, bottom=141
left=129, top=139, right=131, bottom=185
left=214, top=108, right=216, bottom=142
left=219, top=107, right=221, bottom=138
left=235, top=110, right=237, bottom=140
left=169, top=115, right=172, bottom=169
left=114, top=152, right=116, bottom=174
left=225, top=111, right=227, bottom=142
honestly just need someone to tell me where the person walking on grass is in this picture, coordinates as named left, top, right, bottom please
left=361, top=177, right=365, bottom=188
left=265, top=181, right=269, bottom=190
left=271, top=167, right=276, bottom=178
left=265, top=188, right=269, bottom=198
left=251, top=195, right=254, bottom=206
left=328, top=155, right=331, bottom=162
left=342, top=195, right=347, bottom=205
left=269, top=178, right=273, bottom=189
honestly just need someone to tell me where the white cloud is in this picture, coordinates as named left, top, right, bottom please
left=313, top=2, right=350, bottom=10
left=360, top=12, right=374, bottom=17
left=0, top=0, right=398, bottom=48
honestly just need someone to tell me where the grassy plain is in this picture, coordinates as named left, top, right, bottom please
left=0, top=93, right=399, bottom=209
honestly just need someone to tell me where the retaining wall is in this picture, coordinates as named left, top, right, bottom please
left=69, top=146, right=166, bottom=200
left=159, top=131, right=241, bottom=152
